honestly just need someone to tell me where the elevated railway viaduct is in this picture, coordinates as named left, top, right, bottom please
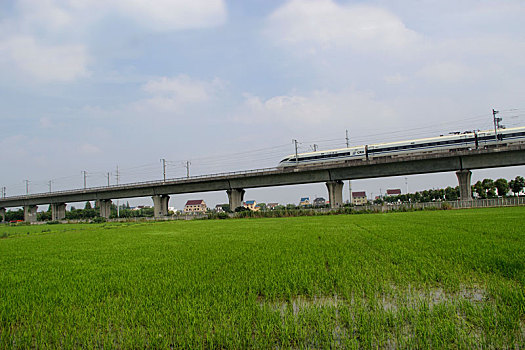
left=1, top=144, right=525, bottom=222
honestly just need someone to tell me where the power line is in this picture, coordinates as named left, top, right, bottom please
left=3, top=108, right=524, bottom=197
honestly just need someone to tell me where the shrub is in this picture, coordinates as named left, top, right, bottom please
left=441, top=202, right=452, bottom=210
left=91, top=217, right=107, bottom=224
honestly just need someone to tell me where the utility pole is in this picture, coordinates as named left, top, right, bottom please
left=48, top=180, right=52, bottom=193
left=292, top=139, right=299, bottom=164
left=405, top=177, right=408, bottom=194
left=116, top=165, right=120, bottom=218
left=82, top=171, right=87, bottom=189
left=107, top=172, right=110, bottom=187
left=345, top=129, right=350, bottom=148
left=115, top=166, right=120, bottom=185
left=24, top=180, right=29, bottom=195
left=1, top=187, right=6, bottom=198
left=160, top=158, right=167, bottom=182
left=348, top=180, right=352, bottom=205
left=493, top=109, right=501, bottom=142
left=184, top=161, right=191, bottom=178
left=311, top=144, right=318, bottom=152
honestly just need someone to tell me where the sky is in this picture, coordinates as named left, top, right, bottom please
left=1, top=0, right=525, bottom=210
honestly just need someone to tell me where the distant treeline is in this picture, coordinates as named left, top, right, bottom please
left=2, top=176, right=524, bottom=222
left=375, top=175, right=524, bottom=204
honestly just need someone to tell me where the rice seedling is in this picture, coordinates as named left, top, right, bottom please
left=0, top=207, right=523, bottom=348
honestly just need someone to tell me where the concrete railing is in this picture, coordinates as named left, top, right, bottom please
left=350, top=197, right=525, bottom=212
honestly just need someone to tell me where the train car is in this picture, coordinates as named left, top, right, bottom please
left=277, top=146, right=366, bottom=167
left=366, top=131, right=477, bottom=159
left=277, top=126, right=525, bottom=168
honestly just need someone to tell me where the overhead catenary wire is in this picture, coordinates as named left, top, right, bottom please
left=3, top=109, right=524, bottom=196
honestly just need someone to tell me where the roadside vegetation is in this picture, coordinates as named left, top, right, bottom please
left=3, top=175, right=523, bottom=223
left=1, top=207, right=524, bottom=348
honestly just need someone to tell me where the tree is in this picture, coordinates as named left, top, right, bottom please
left=494, top=178, right=509, bottom=197
left=84, top=201, right=92, bottom=210
left=473, top=181, right=485, bottom=199
left=38, top=211, right=52, bottom=221
left=5, top=209, right=24, bottom=222
left=373, top=197, right=383, bottom=205
left=444, top=186, right=459, bottom=201
left=482, top=179, right=496, bottom=198
left=509, top=176, right=525, bottom=196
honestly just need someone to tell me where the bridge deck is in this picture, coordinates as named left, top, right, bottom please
left=1, top=144, right=524, bottom=208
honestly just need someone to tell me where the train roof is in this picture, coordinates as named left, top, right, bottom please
left=280, top=126, right=525, bottom=160
left=280, top=145, right=363, bottom=160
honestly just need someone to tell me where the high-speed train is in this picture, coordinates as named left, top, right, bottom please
left=277, top=126, right=525, bottom=168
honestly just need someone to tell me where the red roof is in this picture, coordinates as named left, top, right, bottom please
left=386, top=189, right=402, bottom=195
left=185, top=200, right=204, bottom=206
left=352, top=191, right=367, bottom=198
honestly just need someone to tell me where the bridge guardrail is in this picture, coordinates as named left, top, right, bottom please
left=2, top=143, right=524, bottom=202
left=0, top=166, right=282, bottom=201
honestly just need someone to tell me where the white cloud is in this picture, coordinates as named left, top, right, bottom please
left=235, top=89, right=396, bottom=130
left=39, top=117, right=52, bottom=128
left=0, top=0, right=227, bottom=82
left=416, top=61, right=473, bottom=83
left=384, top=73, right=407, bottom=84
left=15, top=0, right=74, bottom=31
left=79, top=143, right=101, bottom=155
left=113, top=0, right=227, bottom=31
left=266, top=0, right=420, bottom=53
left=133, top=75, right=225, bottom=113
left=11, top=0, right=227, bottom=33
left=0, top=35, right=89, bottom=82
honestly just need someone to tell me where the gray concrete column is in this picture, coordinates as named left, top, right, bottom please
left=98, top=199, right=112, bottom=219
left=227, top=188, right=245, bottom=211
left=51, top=203, right=66, bottom=221
left=0, top=207, right=5, bottom=222
left=326, top=180, right=344, bottom=208
left=24, top=205, right=38, bottom=223
left=152, top=195, right=170, bottom=218
left=456, top=170, right=472, bottom=200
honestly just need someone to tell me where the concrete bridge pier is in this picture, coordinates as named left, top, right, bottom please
left=98, top=199, right=112, bottom=219
left=227, top=189, right=245, bottom=211
left=24, top=205, right=38, bottom=223
left=51, top=203, right=66, bottom=221
left=152, top=195, right=170, bottom=218
left=0, top=207, right=5, bottom=222
left=456, top=170, right=472, bottom=200
left=326, top=180, right=344, bottom=208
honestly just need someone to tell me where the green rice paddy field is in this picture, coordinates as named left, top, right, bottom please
left=1, top=207, right=524, bottom=348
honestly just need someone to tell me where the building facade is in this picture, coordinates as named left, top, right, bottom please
left=352, top=191, right=368, bottom=205
left=313, top=197, right=326, bottom=207
left=184, top=200, right=207, bottom=213
left=386, top=189, right=402, bottom=196
left=243, top=200, right=260, bottom=211
left=299, top=197, right=310, bottom=206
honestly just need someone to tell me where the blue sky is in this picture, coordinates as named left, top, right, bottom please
left=1, top=0, right=525, bottom=209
